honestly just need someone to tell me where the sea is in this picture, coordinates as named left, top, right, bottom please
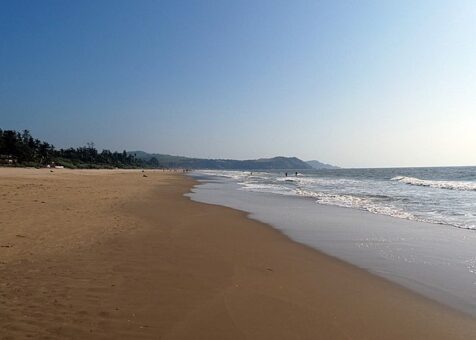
left=187, top=166, right=476, bottom=316
left=197, top=166, right=476, bottom=231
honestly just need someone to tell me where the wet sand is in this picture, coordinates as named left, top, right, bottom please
left=0, top=168, right=475, bottom=339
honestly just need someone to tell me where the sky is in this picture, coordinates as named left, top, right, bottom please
left=1, top=0, right=475, bottom=168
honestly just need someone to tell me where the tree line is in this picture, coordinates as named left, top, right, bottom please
left=0, top=129, right=160, bottom=169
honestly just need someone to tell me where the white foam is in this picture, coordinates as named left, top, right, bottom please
left=239, top=182, right=294, bottom=195
left=295, top=189, right=414, bottom=220
left=198, top=170, right=250, bottom=181
left=391, top=176, right=476, bottom=191
left=276, top=176, right=361, bottom=187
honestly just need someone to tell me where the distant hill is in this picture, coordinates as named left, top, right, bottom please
left=129, top=151, right=313, bottom=170
left=306, top=160, right=339, bottom=169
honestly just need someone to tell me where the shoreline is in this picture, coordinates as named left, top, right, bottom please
left=1, top=169, right=475, bottom=338
left=188, top=173, right=476, bottom=317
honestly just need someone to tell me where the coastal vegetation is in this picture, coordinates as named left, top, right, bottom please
left=0, top=129, right=158, bottom=169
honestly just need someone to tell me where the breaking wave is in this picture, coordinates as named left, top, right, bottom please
left=391, top=176, right=476, bottom=191
left=294, top=189, right=415, bottom=220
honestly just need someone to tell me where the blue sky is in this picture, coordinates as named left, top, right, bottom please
left=1, top=0, right=475, bottom=167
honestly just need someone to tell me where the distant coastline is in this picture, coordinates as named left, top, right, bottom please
left=130, top=150, right=338, bottom=170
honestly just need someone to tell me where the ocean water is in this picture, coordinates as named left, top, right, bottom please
left=187, top=167, right=476, bottom=316
left=197, top=167, right=476, bottom=231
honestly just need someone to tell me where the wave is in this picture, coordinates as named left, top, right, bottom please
left=391, top=176, right=476, bottom=191
left=275, top=176, right=363, bottom=187
left=294, top=189, right=475, bottom=231
left=198, top=170, right=255, bottom=181
left=295, top=189, right=415, bottom=220
left=240, top=182, right=295, bottom=195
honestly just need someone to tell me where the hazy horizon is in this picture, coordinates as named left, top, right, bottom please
left=1, top=1, right=475, bottom=168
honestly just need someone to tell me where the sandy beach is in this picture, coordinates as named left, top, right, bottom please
left=1, top=169, right=475, bottom=339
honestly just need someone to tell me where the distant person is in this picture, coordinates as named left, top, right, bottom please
left=295, top=171, right=298, bottom=176
left=285, top=172, right=288, bottom=177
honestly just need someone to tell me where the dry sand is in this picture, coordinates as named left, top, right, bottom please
left=0, top=168, right=475, bottom=339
